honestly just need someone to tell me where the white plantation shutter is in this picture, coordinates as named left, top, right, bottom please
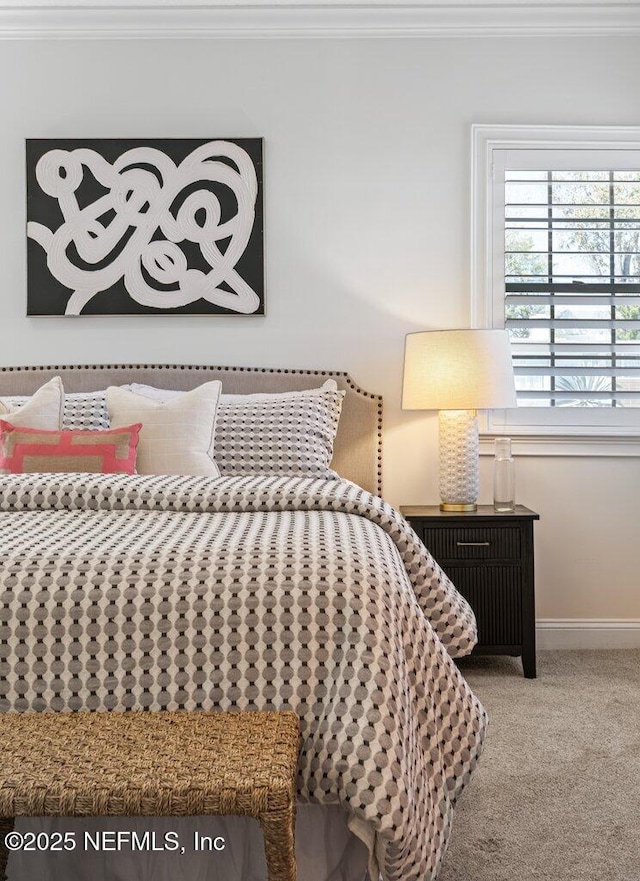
left=503, top=167, right=640, bottom=409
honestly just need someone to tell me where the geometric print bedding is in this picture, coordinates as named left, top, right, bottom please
left=0, top=472, right=487, bottom=881
left=215, top=385, right=345, bottom=476
left=60, top=390, right=110, bottom=430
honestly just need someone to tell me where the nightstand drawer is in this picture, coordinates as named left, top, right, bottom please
left=420, top=526, right=521, bottom=561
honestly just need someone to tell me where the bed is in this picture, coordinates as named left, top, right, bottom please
left=0, top=365, right=487, bottom=881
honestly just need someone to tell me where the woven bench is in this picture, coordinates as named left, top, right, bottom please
left=0, top=709, right=299, bottom=881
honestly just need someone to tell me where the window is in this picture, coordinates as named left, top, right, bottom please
left=472, top=125, right=640, bottom=454
left=505, top=169, right=640, bottom=409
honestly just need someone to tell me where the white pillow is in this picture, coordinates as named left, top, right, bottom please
left=0, top=376, right=64, bottom=430
left=106, top=381, right=222, bottom=477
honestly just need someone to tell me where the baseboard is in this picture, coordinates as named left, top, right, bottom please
left=536, top=619, right=640, bottom=650
left=4, top=3, right=640, bottom=40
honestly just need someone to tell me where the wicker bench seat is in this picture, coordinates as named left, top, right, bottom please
left=0, top=709, right=299, bottom=881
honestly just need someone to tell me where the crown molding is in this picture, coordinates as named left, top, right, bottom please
left=3, top=2, right=640, bottom=40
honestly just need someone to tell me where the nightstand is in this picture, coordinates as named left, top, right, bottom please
left=400, top=505, right=540, bottom=678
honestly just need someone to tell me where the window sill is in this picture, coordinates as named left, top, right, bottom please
left=479, top=434, right=640, bottom=457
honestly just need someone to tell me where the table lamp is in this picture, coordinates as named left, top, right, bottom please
left=402, top=329, right=517, bottom=511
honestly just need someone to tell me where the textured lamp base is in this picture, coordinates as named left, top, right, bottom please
left=438, top=410, right=479, bottom=511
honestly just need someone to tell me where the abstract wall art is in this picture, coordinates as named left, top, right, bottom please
left=26, top=138, right=264, bottom=316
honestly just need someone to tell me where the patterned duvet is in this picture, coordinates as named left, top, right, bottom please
left=0, top=472, right=487, bottom=881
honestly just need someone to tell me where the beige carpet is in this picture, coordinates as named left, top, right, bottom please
left=440, top=650, right=640, bottom=881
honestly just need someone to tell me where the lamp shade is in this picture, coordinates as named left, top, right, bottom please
left=402, top=329, right=517, bottom=411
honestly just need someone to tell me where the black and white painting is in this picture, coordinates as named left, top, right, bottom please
left=26, top=138, right=264, bottom=316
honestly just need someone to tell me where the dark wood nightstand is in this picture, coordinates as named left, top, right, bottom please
left=400, top=505, right=540, bottom=678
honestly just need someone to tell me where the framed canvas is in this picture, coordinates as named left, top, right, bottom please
left=26, top=138, right=264, bottom=316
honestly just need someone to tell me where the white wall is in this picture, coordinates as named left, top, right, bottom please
left=0, top=35, right=638, bottom=625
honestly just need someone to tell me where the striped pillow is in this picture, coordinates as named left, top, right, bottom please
left=0, top=421, right=141, bottom=475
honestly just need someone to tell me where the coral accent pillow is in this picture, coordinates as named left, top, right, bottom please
left=0, top=376, right=64, bottom=430
left=0, top=421, right=141, bottom=475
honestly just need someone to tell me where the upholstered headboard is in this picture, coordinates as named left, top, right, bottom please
left=0, top=365, right=383, bottom=496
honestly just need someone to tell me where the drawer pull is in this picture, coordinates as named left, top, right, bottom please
left=456, top=541, right=490, bottom=547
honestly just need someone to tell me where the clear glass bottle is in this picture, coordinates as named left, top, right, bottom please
left=493, top=438, right=515, bottom=512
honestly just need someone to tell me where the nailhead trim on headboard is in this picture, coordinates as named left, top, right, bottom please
left=0, top=364, right=384, bottom=495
